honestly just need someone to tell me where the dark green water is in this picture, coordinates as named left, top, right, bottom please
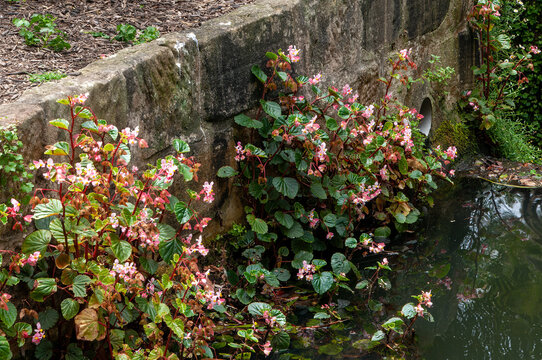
left=282, top=179, right=542, bottom=359
left=412, top=180, right=542, bottom=359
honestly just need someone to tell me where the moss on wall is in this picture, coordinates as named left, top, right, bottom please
left=432, top=114, right=478, bottom=156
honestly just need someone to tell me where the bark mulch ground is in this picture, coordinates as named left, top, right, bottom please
left=0, top=0, right=254, bottom=106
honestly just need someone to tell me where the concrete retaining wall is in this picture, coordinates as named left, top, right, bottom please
left=0, top=0, right=475, bottom=243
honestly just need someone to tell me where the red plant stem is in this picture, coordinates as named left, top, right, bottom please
left=492, top=57, right=526, bottom=112
left=131, top=177, right=152, bottom=216
left=107, top=139, right=125, bottom=183
left=162, top=306, right=180, bottom=359
left=69, top=103, right=77, bottom=166
left=485, top=15, right=491, bottom=100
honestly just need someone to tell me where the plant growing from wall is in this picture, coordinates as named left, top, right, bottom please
left=12, top=14, right=70, bottom=52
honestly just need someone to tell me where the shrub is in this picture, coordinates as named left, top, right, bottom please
left=464, top=0, right=542, bottom=162
left=0, top=95, right=246, bottom=359
left=218, top=47, right=455, bottom=354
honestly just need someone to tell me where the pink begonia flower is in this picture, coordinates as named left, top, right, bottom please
left=309, top=73, right=322, bottom=85
left=10, top=198, right=20, bottom=212
left=415, top=303, right=424, bottom=317
left=235, top=141, right=246, bottom=161
left=200, top=181, right=215, bottom=203
left=263, top=341, right=273, bottom=356
left=362, top=105, right=374, bottom=118
left=445, top=146, right=457, bottom=160
left=33, top=160, right=45, bottom=169
left=297, top=260, right=316, bottom=281
left=341, top=84, right=352, bottom=96
left=121, top=126, right=139, bottom=145
left=32, top=323, right=45, bottom=345
left=287, top=45, right=301, bottom=63
left=205, top=289, right=225, bottom=310
left=315, top=143, right=327, bottom=163
left=70, top=93, right=88, bottom=106
left=25, top=252, right=41, bottom=266
left=302, top=116, right=320, bottom=134
left=399, top=48, right=411, bottom=60
left=308, top=209, right=319, bottom=228
left=531, top=45, right=540, bottom=55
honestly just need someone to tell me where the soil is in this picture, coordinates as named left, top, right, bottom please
left=0, top=0, right=254, bottom=106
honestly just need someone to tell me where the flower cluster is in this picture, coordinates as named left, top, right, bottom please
left=199, top=181, right=215, bottom=203
left=307, top=209, right=320, bottom=228
left=141, top=278, right=159, bottom=299
left=70, top=93, right=88, bottom=106
left=24, top=251, right=41, bottom=266
left=297, top=260, right=316, bottom=281
left=287, top=45, right=300, bottom=63
left=350, top=183, right=382, bottom=206
left=262, top=341, right=273, bottom=356
left=185, top=235, right=209, bottom=256
left=110, top=260, right=143, bottom=284
left=369, top=242, right=386, bottom=254
left=235, top=141, right=246, bottom=161
left=262, top=310, right=277, bottom=327
left=159, top=158, right=178, bottom=182
left=32, top=323, right=45, bottom=345
left=414, top=290, right=433, bottom=317
left=308, top=73, right=322, bottom=85
left=204, top=288, right=225, bottom=310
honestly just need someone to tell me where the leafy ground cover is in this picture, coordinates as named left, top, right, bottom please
left=0, top=0, right=254, bottom=105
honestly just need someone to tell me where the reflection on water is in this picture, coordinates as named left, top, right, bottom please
left=280, top=179, right=542, bottom=359
left=415, top=179, right=542, bottom=360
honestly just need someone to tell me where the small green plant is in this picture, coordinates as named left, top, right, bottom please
left=114, top=24, right=137, bottom=43
left=28, top=71, right=67, bottom=83
left=0, top=125, right=33, bottom=196
left=12, top=14, right=70, bottom=52
left=136, top=26, right=160, bottom=44
left=423, top=55, right=455, bottom=86
left=114, top=24, right=160, bottom=44
left=87, top=31, right=110, bottom=40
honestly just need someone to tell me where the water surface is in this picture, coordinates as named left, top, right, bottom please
left=413, top=180, right=542, bottom=359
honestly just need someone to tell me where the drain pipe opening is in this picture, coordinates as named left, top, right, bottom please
left=419, top=98, right=432, bottom=136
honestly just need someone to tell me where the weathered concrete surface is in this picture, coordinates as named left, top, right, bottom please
left=0, top=0, right=475, bottom=243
